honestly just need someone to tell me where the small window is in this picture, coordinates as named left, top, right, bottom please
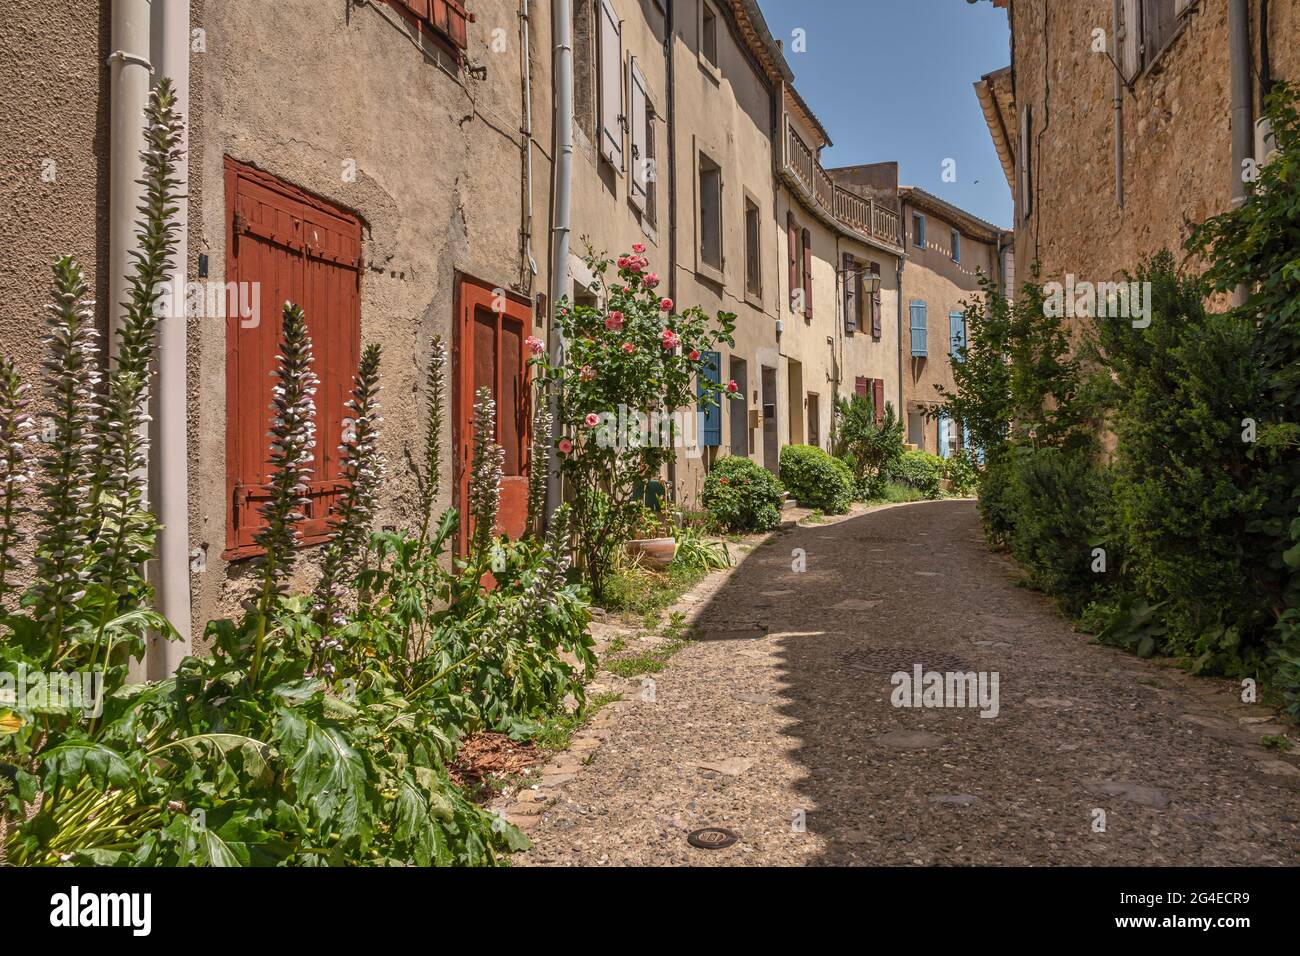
left=951, top=229, right=961, bottom=263
left=698, top=153, right=723, bottom=272
left=744, top=197, right=761, bottom=296
left=701, top=3, right=719, bottom=68
left=913, top=213, right=926, bottom=249
left=386, top=0, right=469, bottom=53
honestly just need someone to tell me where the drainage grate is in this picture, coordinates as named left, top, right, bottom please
left=687, top=827, right=739, bottom=850
left=838, top=647, right=972, bottom=675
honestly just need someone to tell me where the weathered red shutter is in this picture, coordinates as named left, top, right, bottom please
left=873, top=379, right=886, bottom=425
left=802, top=228, right=813, bottom=318
left=787, top=212, right=798, bottom=311
left=855, top=376, right=869, bottom=400
left=224, top=158, right=362, bottom=559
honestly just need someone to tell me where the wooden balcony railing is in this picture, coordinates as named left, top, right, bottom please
left=784, top=119, right=900, bottom=250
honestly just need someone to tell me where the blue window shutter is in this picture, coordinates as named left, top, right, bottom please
left=910, top=301, right=928, bottom=357
left=950, top=311, right=966, bottom=359
left=698, top=350, right=722, bottom=447
left=938, top=412, right=950, bottom=459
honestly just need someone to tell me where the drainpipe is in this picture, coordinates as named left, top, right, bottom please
left=110, top=0, right=152, bottom=683
left=147, top=0, right=192, bottom=678
left=1111, top=0, right=1124, bottom=209
left=896, top=201, right=906, bottom=418
left=664, top=0, right=678, bottom=500
left=545, top=0, right=574, bottom=521
left=1228, top=0, right=1253, bottom=307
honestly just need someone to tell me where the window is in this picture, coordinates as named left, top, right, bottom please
left=385, top=0, right=470, bottom=54
left=869, top=261, right=882, bottom=339
left=913, top=213, right=926, bottom=249
left=597, top=0, right=623, bottom=169
left=744, top=196, right=761, bottom=296
left=909, top=300, right=928, bottom=357
left=701, top=2, right=719, bottom=70
left=907, top=410, right=925, bottom=448
left=698, top=152, right=723, bottom=274
left=1123, top=0, right=1192, bottom=78
left=629, top=57, right=651, bottom=211
left=223, top=159, right=362, bottom=559
left=951, top=228, right=961, bottom=263
left=807, top=393, right=820, bottom=449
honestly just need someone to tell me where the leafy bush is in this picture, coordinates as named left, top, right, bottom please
left=831, top=393, right=905, bottom=499
left=896, top=449, right=945, bottom=500
left=943, top=448, right=980, bottom=497
left=976, top=456, right=1019, bottom=548
left=701, top=456, right=784, bottom=532
left=670, top=525, right=731, bottom=572
left=779, top=444, right=854, bottom=515
left=1000, top=446, right=1110, bottom=614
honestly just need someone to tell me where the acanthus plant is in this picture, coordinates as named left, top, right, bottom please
left=531, top=244, right=738, bottom=600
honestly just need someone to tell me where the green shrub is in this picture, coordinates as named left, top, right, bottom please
left=976, top=456, right=1019, bottom=548
left=1002, top=445, right=1110, bottom=614
left=670, top=524, right=732, bottom=572
left=831, top=393, right=905, bottom=498
left=943, top=448, right=980, bottom=497
left=779, top=444, right=854, bottom=514
left=701, top=455, right=784, bottom=532
left=896, top=449, right=945, bottom=500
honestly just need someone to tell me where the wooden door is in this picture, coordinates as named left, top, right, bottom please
left=455, top=276, right=531, bottom=551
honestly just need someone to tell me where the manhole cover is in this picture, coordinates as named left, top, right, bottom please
left=838, top=647, right=971, bottom=674
left=687, top=827, right=739, bottom=849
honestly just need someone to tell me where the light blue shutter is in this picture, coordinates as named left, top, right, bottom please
left=950, top=312, right=966, bottom=359
left=938, top=412, right=951, bottom=459
left=698, top=350, right=722, bottom=447
left=910, top=301, right=928, bottom=357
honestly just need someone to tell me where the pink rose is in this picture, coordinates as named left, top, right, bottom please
left=644, top=273, right=660, bottom=289
left=659, top=298, right=673, bottom=311
left=585, top=413, right=600, bottom=428
left=525, top=335, right=544, bottom=356
left=688, top=349, right=701, bottom=361
left=726, top=379, right=739, bottom=394
left=632, top=243, right=646, bottom=254
left=558, top=438, right=573, bottom=454
left=617, top=256, right=630, bottom=269
left=622, top=342, right=636, bottom=354
left=661, top=328, right=679, bottom=351
left=605, top=311, right=624, bottom=331
left=580, top=364, right=596, bottom=381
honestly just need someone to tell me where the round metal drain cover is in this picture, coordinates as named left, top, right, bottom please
left=687, top=827, right=738, bottom=850
left=839, top=647, right=971, bottom=675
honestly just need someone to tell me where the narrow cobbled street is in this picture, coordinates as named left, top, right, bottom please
left=519, top=500, right=1300, bottom=866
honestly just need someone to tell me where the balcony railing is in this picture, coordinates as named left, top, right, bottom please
left=784, top=120, right=901, bottom=250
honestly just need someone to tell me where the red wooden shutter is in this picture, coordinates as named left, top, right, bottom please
left=224, top=158, right=362, bottom=559
left=802, top=228, right=813, bottom=318
left=873, top=379, right=886, bottom=425
left=854, top=376, right=869, bottom=400
left=787, top=212, right=798, bottom=311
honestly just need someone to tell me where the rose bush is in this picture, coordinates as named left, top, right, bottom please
left=701, top=456, right=785, bottom=532
left=532, top=246, right=736, bottom=599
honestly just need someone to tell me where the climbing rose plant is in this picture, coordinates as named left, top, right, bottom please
left=532, top=245, right=737, bottom=599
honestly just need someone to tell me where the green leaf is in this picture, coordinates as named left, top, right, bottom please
left=40, top=741, right=138, bottom=796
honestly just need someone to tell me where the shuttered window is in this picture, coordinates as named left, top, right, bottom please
left=843, top=253, right=858, bottom=333
left=950, top=311, right=967, bottom=359
left=870, top=262, right=882, bottom=338
left=629, top=56, right=649, bottom=208
left=909, top=301, right=928, bottom=357
left=873, top=379, right=886, bottom=425
left=223, top=159, right=362, bottom=559
left=598, top=0, right=624, bottom=169
left=698, top=350, right=722, bottom=447
left=386, top=0, right=470, bottom=52
left=802, top=228, right=813, bottom=319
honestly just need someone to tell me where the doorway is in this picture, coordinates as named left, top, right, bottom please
left=761, top=365, right=778, bottom=474
left=728, top=356, right=749, bottom=457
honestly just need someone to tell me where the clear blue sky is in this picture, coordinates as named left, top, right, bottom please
left=758, top=0, right=1013, bottom=228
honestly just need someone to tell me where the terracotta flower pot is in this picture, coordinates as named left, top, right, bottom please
left=626, top=537, right=677, bottom=569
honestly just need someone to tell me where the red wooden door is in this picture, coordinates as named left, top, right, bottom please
left=455, top=276, right=531, bottom=551
left=223, top=158, right=362, bottom=559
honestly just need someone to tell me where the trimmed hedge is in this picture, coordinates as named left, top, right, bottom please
left=779, top=444, right=854, bottom=515
left=701, top=455, right=785, bottom=532
left=896, top=449, right=944, bottom=500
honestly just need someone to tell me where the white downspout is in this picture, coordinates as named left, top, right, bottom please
left=149, top=0, right=193, bottom=677
left=110, top=0, right=153, bottom=684
left=545, top=0, right=574, bottom=521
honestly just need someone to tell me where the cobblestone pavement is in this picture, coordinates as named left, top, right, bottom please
left=515, top=499, right=1300, bottom=866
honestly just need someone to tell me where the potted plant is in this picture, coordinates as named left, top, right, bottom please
left=626, top=505, right=677, bottom=569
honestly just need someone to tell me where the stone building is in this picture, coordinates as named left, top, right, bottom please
left=978, top=0, right=1298, bottom=296
left=897, top=187, right=1013, bottom=456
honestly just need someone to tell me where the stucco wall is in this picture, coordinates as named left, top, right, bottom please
left=899, top=198, right=999, bottom=454
left=188, top=0, right=552, bottom=638
left=1009, top=0, right=1299, bottom=294
left=0, top=1, right=109, bottom=583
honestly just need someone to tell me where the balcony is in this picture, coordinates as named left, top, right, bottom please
left=782, top=119, right=901, bottom=252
